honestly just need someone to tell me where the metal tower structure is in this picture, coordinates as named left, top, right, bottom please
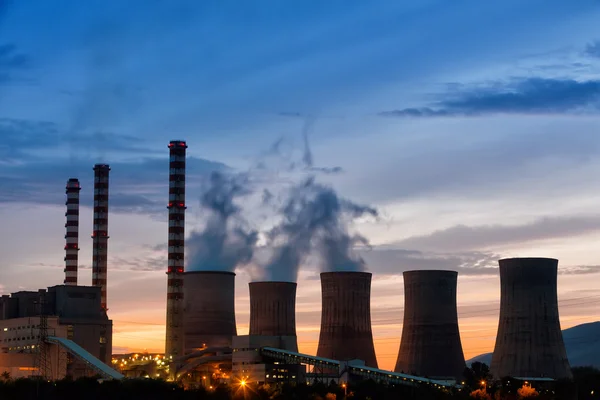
left=165, top=140, right=187, bottom=358
left=92, top=164, right=110, bottom=311
left=34, top=291, right=51, bottom=380
left=64, top=178, right=81, bottom=286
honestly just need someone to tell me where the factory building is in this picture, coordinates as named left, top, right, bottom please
left=317, top=272, right=378, bottom=368
left=231, top=336, right=305, bottom=385
left=0, top=285, right=112, bottom=378
left=491, top=258, right=572, bottom=380
left=395, top=270, right=465, bottom=380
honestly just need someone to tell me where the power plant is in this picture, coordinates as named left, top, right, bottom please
left=317, top=272, right=378, bottom=368
left=395, top=270, right=465, bottom=379
left=165, top=140, right=187, bottom=359
left=64, top=178, right=81, bottom=286
left=92, top=164, right=110, bottom=311
left=491, top=258, right=572, bottom=380
left=249, top=281, right=298, bottom=352
left=0, top=165, right=117, bottom=380
left=0, top=138, right=585, bottom=391
left=183, top=271, right=237, bottom=354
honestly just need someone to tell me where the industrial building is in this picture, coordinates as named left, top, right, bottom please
left=316, top=272, right=378, bottom=368
left=0, top=285, right=113, bottom=378
left=231, top=335, right=306, bottom=385
left=491, top=257, right=572, bottom=380
left=395, top=270, right=465, bottom=379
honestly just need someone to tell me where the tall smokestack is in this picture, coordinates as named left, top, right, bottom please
left=64, top=178, right=81, bottom=286
left=92, top=164, right=110, bottom=311
left=249, top=281, right=298, bottom=352
left=394, top=270, right=465, bottom=379
left=317, top=272, right=377, bottom=367
left=165, top=140, right=187, bottom=358
left=183, top=271, right=237, bottom=354
left=491, top=258, right=572, bottom=379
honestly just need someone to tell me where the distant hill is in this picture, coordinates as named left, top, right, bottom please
left=466, top=321, right=600, bottom=369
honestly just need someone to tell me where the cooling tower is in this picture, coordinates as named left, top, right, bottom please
left=183, top=271, right=237, bottom=354
left=249, top=281, right=298, bottom=352
left=92, top=164, right=110, bottom=311
left=394, top=270, right=465, bottom=379
left=165, top=140, right=187, bottom=358
left=316, top=272, right=378, bottom=367
left=491, top=258, right=572, bottom=379
left=64, top=178, right=81, bottom=286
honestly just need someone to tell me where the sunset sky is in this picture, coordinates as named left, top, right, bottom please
left=2, top=1, right=600, bottom=371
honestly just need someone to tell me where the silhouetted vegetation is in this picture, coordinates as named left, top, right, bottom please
left=0, top=369, right=596, bottom=400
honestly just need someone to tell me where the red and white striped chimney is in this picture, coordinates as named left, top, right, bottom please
left=64, top=178, right=81, bottom=286
left=165, top=140, right=187, bottom=358
left=92, top=164, right=110, bottom=311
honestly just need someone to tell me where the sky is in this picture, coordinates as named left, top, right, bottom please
left=1, top=0, right=600, bottom=371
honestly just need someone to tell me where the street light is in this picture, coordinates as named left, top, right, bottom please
left=341, top=383, right=347, bottom=397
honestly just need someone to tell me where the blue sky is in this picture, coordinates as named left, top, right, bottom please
left=1, top=0, right=600, bottom=367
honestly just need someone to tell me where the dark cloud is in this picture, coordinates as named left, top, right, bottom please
left=379, top=108, right=455, bottom=117
left=0, top=118, right=228, bottom=215
left=379, top=78, right=600, bottom=117
left=0, top=43, right=30, bottom=85
left=585, top=40, right=600, bottom=58
left=395, top=215, right=600, bottom=252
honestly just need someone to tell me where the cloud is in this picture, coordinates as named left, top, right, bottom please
left=362, top=247, right=600, bottom=277
left=395, top=215, right=600, bottom=252
left=0, top=118, right=228, bottom=215
left=585, top=40, right=600, bottom=58
left=0, top=43, right=30, bottom=85
left=363, top=247, right=500, bottom=276
left=379, top=78, right=600, bottom=117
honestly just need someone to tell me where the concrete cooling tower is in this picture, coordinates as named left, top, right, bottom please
left=183, top=271, right=237, bottom=354
left=394, top=270, right=465, bottom=379
left=317, top=272, right=378, bottom=367
left=249, top=281, right=298, bottom=352
left=491, top=258, right=572, bottom=379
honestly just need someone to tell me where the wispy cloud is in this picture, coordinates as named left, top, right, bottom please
left=363, top=247, right=500, bottom=276
left=0, top=43, right=30, bottom=85
left=395, top=215, right=600, bottom=252
left=380, top=78, right=600, bottom=117
left=585, top=40, right=600, bottom=58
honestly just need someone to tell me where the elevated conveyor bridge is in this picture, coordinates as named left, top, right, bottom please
left=47, top=336, right=124, bottom=380
left=260, top=347, right=456, bottom=388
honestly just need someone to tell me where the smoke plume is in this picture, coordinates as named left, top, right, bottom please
left=186, top=171, right=258, bottom=272
left=262, top=176, right=378, bottom=282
